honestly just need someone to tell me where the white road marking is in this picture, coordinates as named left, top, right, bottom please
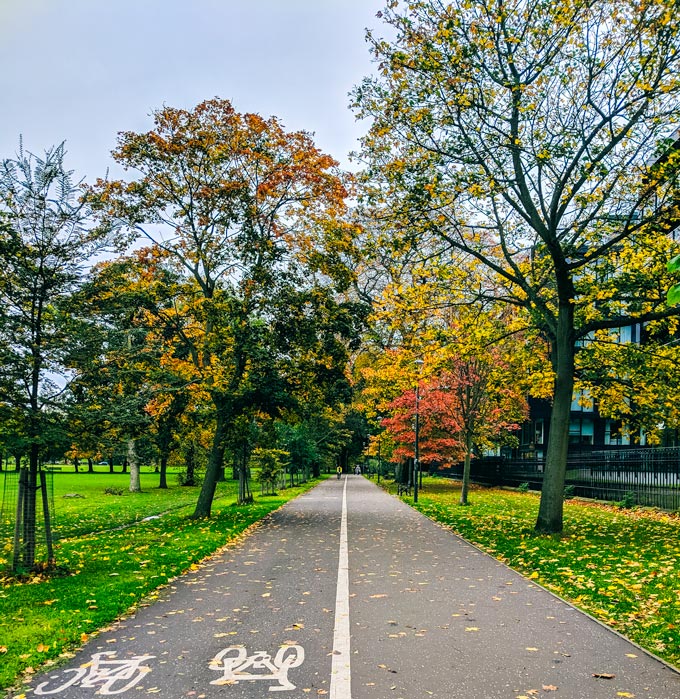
left=330, top=476, right=352, bottom=699
left=209, top=644, right=304, bottom=691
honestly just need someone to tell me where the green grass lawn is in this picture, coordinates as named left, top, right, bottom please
left=0, top=470, right=323, bottom=694
left=391, top=477, right=680, bottom=669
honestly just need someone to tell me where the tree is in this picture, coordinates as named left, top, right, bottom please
left=381, top=382, right=463, bottom=465
left=434, top=358, right=527, bottom=505
left=252, top=447, right=289, bottom=495
left=0, top=142, right=108, bottom=568
left=354, top=0, right=680, bottom=532
left=90, top=98, right=352, bottom=518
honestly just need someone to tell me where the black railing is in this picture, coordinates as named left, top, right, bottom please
left=437, top=446, right=680, bottom=511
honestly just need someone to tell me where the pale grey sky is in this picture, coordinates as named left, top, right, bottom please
left=0, top=0, right=386, bottom=181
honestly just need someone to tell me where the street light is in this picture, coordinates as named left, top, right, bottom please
left=414, top=358, right=424, bottom=503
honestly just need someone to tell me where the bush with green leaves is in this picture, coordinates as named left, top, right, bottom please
left=253, top=448, right=289, bottom=495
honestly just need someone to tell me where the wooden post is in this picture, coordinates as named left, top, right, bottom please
left=12, top=469, right=27, bottom=571
left=39, top=470, right=55, bottom=567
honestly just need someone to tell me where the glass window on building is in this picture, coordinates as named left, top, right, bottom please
left=571, top=388, right=594, bottom=412
left=569, top=417, right=594, bottom=445
left=605, top=419, right=630, bottom=446
left=535, top=419, right=544, bottom=445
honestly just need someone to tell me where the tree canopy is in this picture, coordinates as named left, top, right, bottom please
left=354, top=0, right=680, bottom=531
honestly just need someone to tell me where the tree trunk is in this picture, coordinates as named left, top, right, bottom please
left=184, top=442, right=196, bottom=486
left=536, top=311, right=575, bottom=533
left=158, top=454, right=168, bottom=489
left=459, top=434, right=473, bottom=505
left=74, top=457, right=80, bottom=473
left=192, top=397, right=229, bottom=518
left=237, top=445, right=253, bottom=505
left=128, top=439, right=142, bottom=492
left=22, top=442, right=40, bottom=568
left=87, top=457, right=94, bottom=473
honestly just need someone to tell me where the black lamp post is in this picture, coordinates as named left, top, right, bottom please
left=414, top=358, right=424, bottom=503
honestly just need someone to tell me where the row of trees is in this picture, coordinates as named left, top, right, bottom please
left=352, top=0, right=680, bottom=531
left=0, top=102, right=370, bottom=569
left=5, top=0, right=680, bottom=574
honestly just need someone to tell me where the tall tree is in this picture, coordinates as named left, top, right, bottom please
left=0, top=142, right=107, bottom=568
left=90, top=98, right=352, bottom=518
left=355, top=0, right=680, bottom=532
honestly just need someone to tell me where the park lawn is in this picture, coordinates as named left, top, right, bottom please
left=395, top=477, right=680, bottom=670
left=0, top=472, right=322, bottom=694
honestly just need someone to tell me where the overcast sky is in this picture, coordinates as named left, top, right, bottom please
left=0, top=0, right=386, bottom=182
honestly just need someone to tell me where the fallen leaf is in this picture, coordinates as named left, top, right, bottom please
left=625, top=654, right=637, bottom=658
left=0, top=647, right=7, bottom=654
left=617, top=693, right=635, bottom=698
left=542, top=686, right=558, bottom=692
left=370, top=594, right=388, bottom=598
left=525, top=647, right=539, bottom=652
left=592, top=673, right=615, bottom=679
left=465, top=627, right=479, bottom=632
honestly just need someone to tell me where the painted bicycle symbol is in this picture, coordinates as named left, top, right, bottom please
left=34, top=651, right=155, bottom=696
left=209, top=644, right=305, bottom=691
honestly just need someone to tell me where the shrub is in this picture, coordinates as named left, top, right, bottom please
left=518, top=482, right=530, bottom=493
left=103, top=487, right=124, bottom=496
left=618, top=490, right=637, bottom=509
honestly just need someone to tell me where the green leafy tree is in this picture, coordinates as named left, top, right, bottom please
left=355, top=0, right=680, bottom=532
left=253, top=447, right=289, bottom=495
left=0, top=142, right=108, bottom=568
left=89, top=99, right=353, bottom=518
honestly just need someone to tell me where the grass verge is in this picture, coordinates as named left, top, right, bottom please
left=390, top=477, right=680, bottom=669
left=0, top=473, right=321, bottom=694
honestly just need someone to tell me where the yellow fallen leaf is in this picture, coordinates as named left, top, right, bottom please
left=542, top=686, right=558, bottom=692
left=0, top=646, right=7, bottom=654
left=36, top=644, right=49, bottom=653
left=525, top=647, right=539, bottom=652
left=617, top=693, right=635, bottom=698
left=465, top=627, right=479, bottom=632
left=625, top=653, right=637, bottom=658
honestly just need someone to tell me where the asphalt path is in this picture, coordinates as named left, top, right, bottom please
left=26, top=476, right=680, bottom=698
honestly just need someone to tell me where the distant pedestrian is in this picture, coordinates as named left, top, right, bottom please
left=354, top=465, right=361, bottom=475
left=336, top=466, right=342, bottom=479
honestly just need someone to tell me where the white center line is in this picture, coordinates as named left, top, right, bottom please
left=330, top=476, right=351, bottom=699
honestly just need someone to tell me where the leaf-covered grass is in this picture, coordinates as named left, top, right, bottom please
left=391, top=477, right=680, bottom=669
left=0, top=472, right=322, bottom=694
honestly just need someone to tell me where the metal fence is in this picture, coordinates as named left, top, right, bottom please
left=437, top=446, right=680, bottom=511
